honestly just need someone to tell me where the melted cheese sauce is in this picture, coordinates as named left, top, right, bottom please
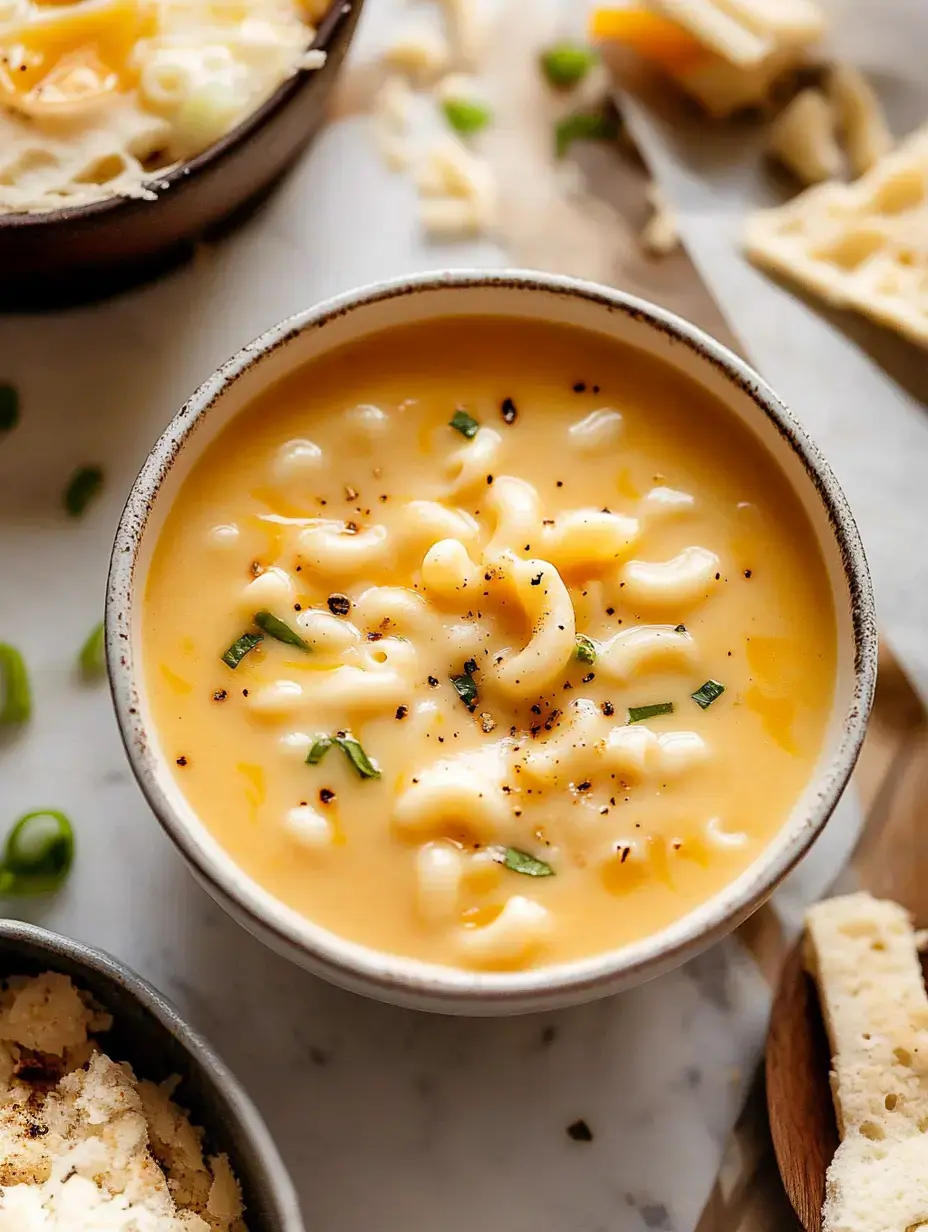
left=144, top=318, right=836, bottom=971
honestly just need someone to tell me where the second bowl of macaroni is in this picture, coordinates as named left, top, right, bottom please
left=0, top=0, right=363, bottom=306
left=107, top=271, right=877, bottom=1015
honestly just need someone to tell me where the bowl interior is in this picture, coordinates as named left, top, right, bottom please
left=111, top=273, right=876, bottom=1011
left=0, top=921, right=301, bottom=1232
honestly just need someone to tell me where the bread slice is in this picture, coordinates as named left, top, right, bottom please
left=804, top=892, right=928, bottom=1232
left=743, top=122, right=928, bottom=350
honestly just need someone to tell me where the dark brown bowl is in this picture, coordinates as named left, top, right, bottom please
left=0, top=0, right=364, bottom=311
left=0, top=918, right=304, bottom=1231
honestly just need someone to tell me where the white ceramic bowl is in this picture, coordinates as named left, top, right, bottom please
left=107, top=271, right=878, bottom=1016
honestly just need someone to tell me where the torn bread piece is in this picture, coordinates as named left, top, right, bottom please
left=766, top=88, right=843, bottom=185
left=744, top=121, right=928, bottom=349
left=804, top=893, right=928, bottom=1232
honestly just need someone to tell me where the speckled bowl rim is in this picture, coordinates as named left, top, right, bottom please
left=107, top=270, right=878, bottom=1011
left=0, top=0, right=354, bottom=232
left=0, top=916, right=305, bottom=1230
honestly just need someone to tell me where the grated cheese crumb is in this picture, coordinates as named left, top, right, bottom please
left=0, top=973, right=246, bottom=1232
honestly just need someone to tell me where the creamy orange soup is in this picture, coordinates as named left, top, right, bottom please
left=144, top=317, right=836, bottom=970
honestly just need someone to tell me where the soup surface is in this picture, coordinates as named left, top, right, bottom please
left=144, top=316, right=836, bottom=971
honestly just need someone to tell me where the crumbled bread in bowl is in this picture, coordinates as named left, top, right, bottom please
left=0, top=972, right=246, bottom=1232
left=804, top=892, right=928, bottom=1232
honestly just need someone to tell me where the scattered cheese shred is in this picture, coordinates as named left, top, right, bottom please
left=766, top=88, right=843, bottom=185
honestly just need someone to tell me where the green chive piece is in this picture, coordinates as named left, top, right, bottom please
left=674, top=624, right=687, bottom=634
left=221, top=631, right=263, bottom=669
left=555, top=109, right=618, bottom=158
left=575, top=634, right=598, bottom=664
left=0, top=810, right=74, bottom=896
left=692, top=679, right=725, bottom=709
left=451, top=663, right=479, bottom=712
left=63, top=466, right=104, bottom=518
left=449, top=408, right=480, bottom=439
left=78, top=621, right=105, bottom=679
left=0, top=384, right=19, bottom=433
left=306, top=736, right=333, bottom=765
left=540, top=43, right=597, bottom=89
left=254, top=610, right=311, bottom=651
left=503, top=847, right=554, bottom=877
left=334, top=734, right=381, bottom=780
left=305, top=732, right=380, bottom=778
left=628, top=701, right=674, bottom=724
left=0, top=643, right=30, bottom=724
left=442, top=97, right=493, bottom=135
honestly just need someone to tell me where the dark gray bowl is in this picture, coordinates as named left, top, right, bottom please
left=0, top=918, right=304, bottom=1232
left=0, top=0, right=363, bottom=310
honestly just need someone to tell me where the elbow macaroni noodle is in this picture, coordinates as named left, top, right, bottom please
left=145, top=317, right=836, bottom=969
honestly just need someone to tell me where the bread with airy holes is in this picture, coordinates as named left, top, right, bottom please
left=804, top=892, right=928, bottom=1232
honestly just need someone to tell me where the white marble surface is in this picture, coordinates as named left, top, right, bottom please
left=0, top=1, right=892, bottom=1228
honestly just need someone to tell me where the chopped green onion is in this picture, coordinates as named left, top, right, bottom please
left=0, top=384, right=19, bottom=433
left=442, top=98, right=493, bottom=135
left=254, top=611, right=310, bottom=651
left=555, top=109, right=618, bottom=158
left=674, top=624, right=687, bottom=634
left=451, top=667, right=479, bottom=712
left=540, top=43, right=597, bottom=89
left=0, top=643, right=30, bottom=724
left=0, top=810, right=74, bottom=896
left=449, top=408, right=480, bottom=439
left=628, top=701, right=674, bottom=724
left=692, top=679, right=725, bottom=709
left=221, top=631, right=263, bottom=669
left=503, top=847, right=554, bottom=877
left=78, top=622, right=105, bottom=679
left=575, top=634, right=598, bottom=664
left=63, top=466, right=104, bottom=518
left=306, top=736, right=334, bottom=765
left=334, top=734, right=381, bottom=780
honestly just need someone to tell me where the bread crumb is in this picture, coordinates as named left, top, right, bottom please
left=0, top=973, right=246, bottom=1231
left=0, top=972, right=98, bottom=1055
